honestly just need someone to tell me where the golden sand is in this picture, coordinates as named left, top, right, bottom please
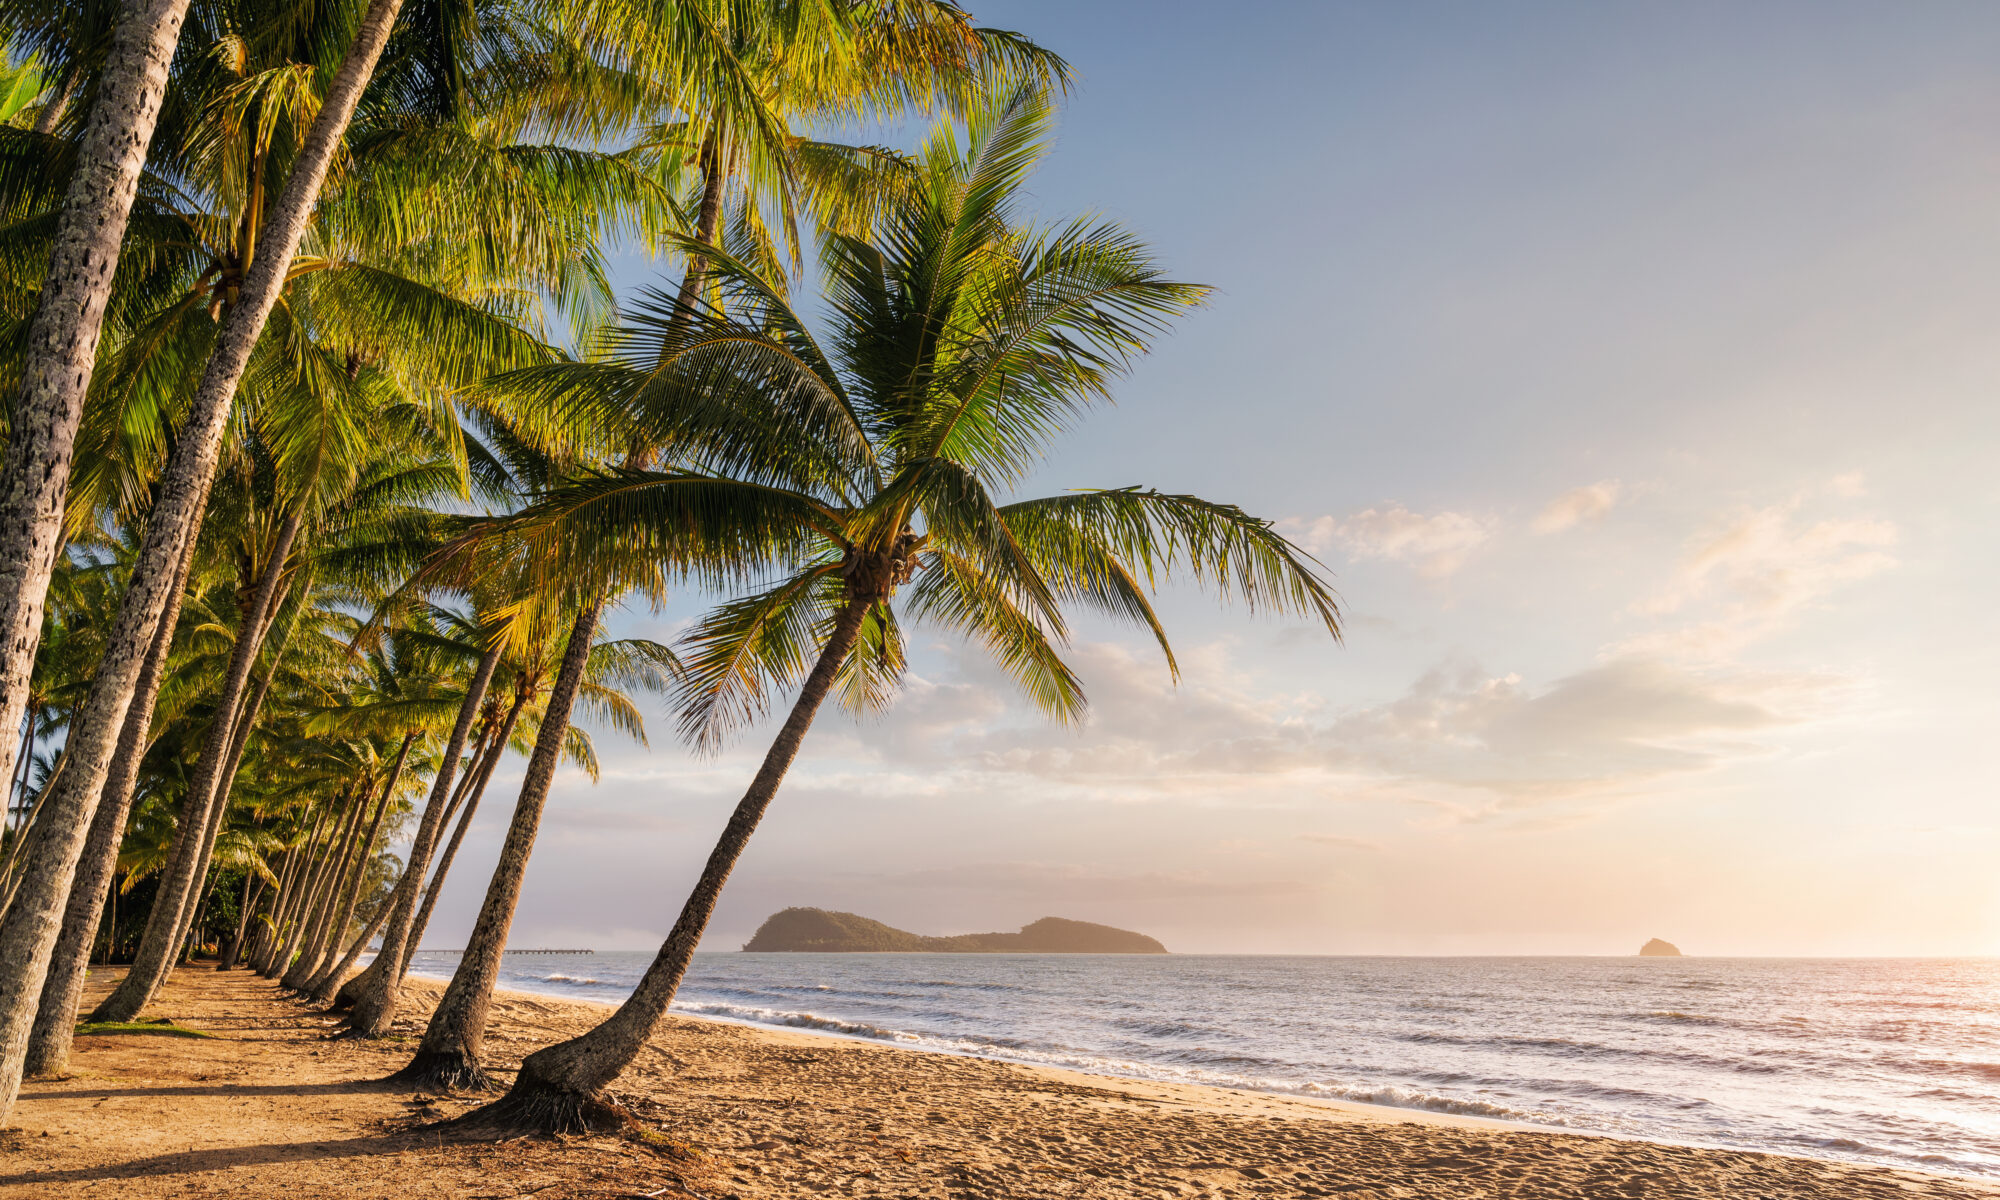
left=4, top=965, right=1994, bottom=1198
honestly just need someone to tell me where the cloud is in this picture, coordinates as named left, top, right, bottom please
left=1623, top=493, right=1897, bottom=659
left=1298, top=833, right=1381, bottom=851
left=1532, top=480, right=1621, bottom=534
left=1302, top=656, right=1834, bottom=811
left=843, top=640, right=1834, bottom=814
left=1283, top=506, right=1494, bottom=577
left=856, top=861, right=1314, bottom=902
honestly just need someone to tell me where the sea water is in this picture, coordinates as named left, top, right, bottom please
left=403, top=951, right=2000, bottom=1178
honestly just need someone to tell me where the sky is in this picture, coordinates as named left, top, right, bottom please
left=416, top=1, right=2000, bottom=957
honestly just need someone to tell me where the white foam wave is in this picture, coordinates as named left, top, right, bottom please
left=664, top=998, right=1562, bottom=1126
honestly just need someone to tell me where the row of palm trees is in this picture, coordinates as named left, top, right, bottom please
left=0, top=0, right=1341, bottom=1135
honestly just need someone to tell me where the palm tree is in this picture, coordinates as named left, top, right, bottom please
left=595, top=0, right=1067, bottom=309
left=385, top=585, right=677, bottom=1079
left=0, top=0, right=412, bottom=1122
left=455, top=90, right=1339, bottom=1130
left=0, top=0, right=195, bottom=820
left=11, top=0, right=668, bottom=1054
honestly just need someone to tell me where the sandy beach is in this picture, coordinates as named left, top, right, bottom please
left=0, top=965, right=1991, bottom=1199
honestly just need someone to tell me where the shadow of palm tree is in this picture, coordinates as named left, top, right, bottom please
left=0, top=1132, right=417, bottom=1187
left=26, top=1079, right=409, bottom=1100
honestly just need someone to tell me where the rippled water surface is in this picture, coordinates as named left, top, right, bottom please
left=404, top=952, right=2000, bottom=1177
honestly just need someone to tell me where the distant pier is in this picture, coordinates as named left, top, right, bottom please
left=422, top=948, right=595, bottom=955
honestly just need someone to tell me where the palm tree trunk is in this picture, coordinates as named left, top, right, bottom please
left=184, top=893, right=206, bottom=960
left=7, top=712, right=30, bottom=828
left=259, top=806, right=330, bottom=977
left=0, top=0, right=406, bottom=1120
left=304, top=733, right=412, bottom=998
left=473, top=597, right=870, bottom=1131
left=284, top=788, right=371, bottom=990
left=218, top=873, right=263, bottom=970
left=401, top=691, right=524, bottom=977
left=335, top=711, right=493, bottom=1012
left=0, top=764, right=49, bottom=915
left=28, top=62, right=78, bottom=136
left=391, top=605, right=598, bottom=1090
left=92, top=509, right=302, bottom=1021
left=668, top=131, right=728, bottom=321
left=306, top=885, right=393, bottom=1009
left=174, top=583, right=297, bottom=956
left=343, top=641, right=502, bottom=1032
left=22, top=534, right=195, bottom=1078
left=0, top=0, right=191, bottom=811
left=244, top=846, right=300, bottom=972
left=276, top=794, right=363, bottom=988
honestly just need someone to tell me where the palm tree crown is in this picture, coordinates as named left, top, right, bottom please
left=459, top=88, right=1340, bottom=1132
left=503, top=87, right=1339, bottom=749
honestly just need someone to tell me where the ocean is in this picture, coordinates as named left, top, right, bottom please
left=403, top=951, right=2000, bottom=1179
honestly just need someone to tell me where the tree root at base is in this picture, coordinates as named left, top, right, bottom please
left=444, top=1077, right=635, bottom=1137
left=385, top=1049, right=501, bottom=1094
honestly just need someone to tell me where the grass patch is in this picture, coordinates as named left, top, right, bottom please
left=73, top=1020, right=215, bottom=1040
left=630, top=1128, right=705, bottom=1161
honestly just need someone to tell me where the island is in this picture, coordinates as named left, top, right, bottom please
left=743, top=907, right=1168, bottom=954
left=1639, top=938, right=1683, bottom=957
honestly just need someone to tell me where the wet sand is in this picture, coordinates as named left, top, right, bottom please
left=4, top=964, right=1995, bottom=1198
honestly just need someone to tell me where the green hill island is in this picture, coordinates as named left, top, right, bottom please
left=743, top=908, right=1168, bottom=954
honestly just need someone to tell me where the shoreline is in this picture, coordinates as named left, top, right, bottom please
left=9, top=964, right=1996, bottom=1199
left=416, top=969, right=1552, bottom=1136
left=418, top=969, right=1994, bottom=1185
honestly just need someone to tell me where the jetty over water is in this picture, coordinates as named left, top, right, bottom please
left=423, top=948, right=595, bottom=955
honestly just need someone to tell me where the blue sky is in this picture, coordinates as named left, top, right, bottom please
left=415, top=1, right=2000, bottom=956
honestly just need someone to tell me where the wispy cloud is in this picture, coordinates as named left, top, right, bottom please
left=842, top=641, right=1833, bottom=814
left=1283, top=506, right=1494, bottom=578
left=1532, top=480, right=1622, bottom=534
left=1622, top=490, right=1897, bottom=660
left=1298, top=833, right=1382, bottom=851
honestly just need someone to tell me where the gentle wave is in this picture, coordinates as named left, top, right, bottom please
left=406, top=951, right=2000, bottom=1180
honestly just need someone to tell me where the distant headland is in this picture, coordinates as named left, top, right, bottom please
left=743, top=908, right=1168, bottom=954
left=1639, top=938, right=1683, bottom=957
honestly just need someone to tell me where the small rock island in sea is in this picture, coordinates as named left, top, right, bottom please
left=1639, top=938, right=1684, bottom=957
left=744, top=907, right=1168, bottom=954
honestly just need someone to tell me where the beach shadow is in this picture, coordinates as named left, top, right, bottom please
left=0, top=1132, right=416, bottom=1187
left=26, top=1079, right=408, bottom=1100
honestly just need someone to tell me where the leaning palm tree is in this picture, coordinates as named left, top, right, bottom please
left=0, top=0, right=410, bottom=1122
left=456, top=89, right=1340, bottom=1130
left=0, top=0, right=196, bottom=813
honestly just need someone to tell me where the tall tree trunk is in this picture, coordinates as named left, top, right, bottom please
left=303, top=733, right=411, bottom=997
left=243, top=846, right=299, bottom=972
left=305, top=884, right=392, bottom=1008
left=91, top=509, right=301, bottom=1021
left=258, top=805, right=329, bottom=976
left=344, top=640, right=502, bottom=1032
left=6, top=712, right=29, bottom=829
left=171, top=590, right=298, bottom=958
left=0, top=763, right=49, bottom=915
left=391, top=605, right=598, bottom=1090
left=335, top=711, right=493, bottom=1011
left=0, top=0, right=407, bottom=1122
left=217, top=873, right=263, bottom=970
left=22, top=533, right=195, bottom=1078
left=275, top=793, right=362, bottom=987
left=668, top=131, right=728, bottom=322
left=0, top=0, right=191, bottom=807
left=28, top=62, right=79, bottom=137
left=402, top=690, right=525, bottom=977
left=475, top=598, right=870, bottom=1131
left=283, top=787, right=370, bottom=991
